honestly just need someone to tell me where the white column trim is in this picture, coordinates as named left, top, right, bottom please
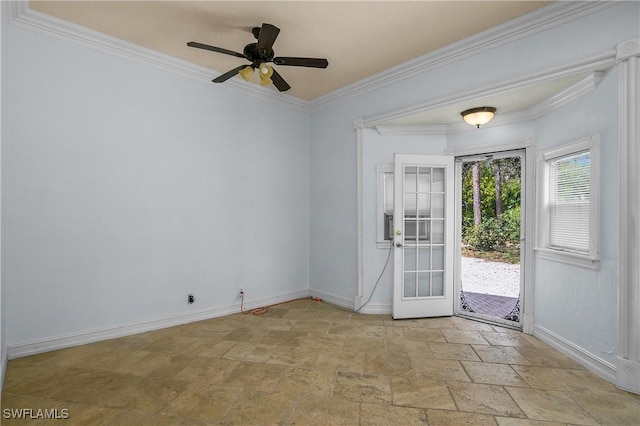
left=354, top=118, right=364, bottom=309
left=0, top=0, right=6, bottom=391
left=617, top=38, right=640, bottom=62
left=616, top=37, right=640, bottom=394
left=522, top=141, right=536, bottom=335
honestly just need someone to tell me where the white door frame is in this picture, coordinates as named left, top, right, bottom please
left=454, top=150, right=526, bottom=329
left=446, top=138, right=536, bottom=333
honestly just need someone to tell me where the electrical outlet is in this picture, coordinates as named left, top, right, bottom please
left=238, top=289, right=244, bottom=299
left=187, top=294, right=195, bottom=304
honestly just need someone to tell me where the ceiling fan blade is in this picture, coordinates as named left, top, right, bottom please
left=269, top=68, right=291, bottom=92
left=256, top=23, right=280, bottom=54
left=273, top=57, right=329, bottom=68
left=187, top=41, right=246, bottom=59
left=213, top=65, right=249, bottom=83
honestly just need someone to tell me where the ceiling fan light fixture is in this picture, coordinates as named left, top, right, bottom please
left=461, top=106, right=497, bottom=128
left=187, top=22, right=327, bottom=92
left=259, top=64, right=274, bottom=86
left=238, top=65, right=254, bottom=81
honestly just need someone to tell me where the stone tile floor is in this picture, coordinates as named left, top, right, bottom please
left=1, top=299, right=639, bottom=425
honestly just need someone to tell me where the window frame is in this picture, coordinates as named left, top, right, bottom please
left=376, top=164, right=393, bottom=248
left=535, top=134, right=600, bottom=270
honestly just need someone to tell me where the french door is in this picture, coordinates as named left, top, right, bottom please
left=392, top=154, right=455, bottom=319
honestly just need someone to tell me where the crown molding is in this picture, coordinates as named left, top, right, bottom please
left=373, top=69, right=607, bottom=136
left=528, top=71, right=605, bottom=119
left=309, top=1, right=617, bottom=112
left=375, top=125, right=447, bottom=136
left=362, top=49, right=615, bottom=129
left=7, top=1, right=310, bottom=112
left=8, top=1, right=617, bottom=114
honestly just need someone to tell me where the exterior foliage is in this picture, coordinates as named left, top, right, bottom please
left=462, top=158, right=521, bottom=253
left=464, top=207, right=521, bottom=250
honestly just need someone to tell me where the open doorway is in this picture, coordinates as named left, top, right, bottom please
left=455, top=150, right=524, bottom=329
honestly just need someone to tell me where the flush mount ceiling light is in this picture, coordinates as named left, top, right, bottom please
left=461, top=106, right=497, bottom=128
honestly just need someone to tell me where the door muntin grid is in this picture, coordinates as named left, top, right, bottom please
left=402, top=166, right=446, bottom=299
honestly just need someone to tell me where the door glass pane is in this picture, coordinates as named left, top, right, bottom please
left=417, top=194, right=430, bottom=218
left=404, top=272, right=416, bottom=298
left=417, top=221, right=429, bottom=243
left=418, top=248, right=430, bottom=270
left=405, top=220, right=417, bottom=241
left=432, top=168, right=445, bottom=192
left=431, top=194, right=444, bottom=218
left=404, top=167, right=417, bottom=192
left=404, top=194, right=417, bottom=217
left=432, top=220, right=444, bottom=243
left=432, top=246, right=444, bottom=270
left=432, top=272, right=444, bottom=296
left=417, top=272, right=430, bottom=297
left=418, top=167, right=430, bottom=192
left=404, top=247, right=416, bottom=271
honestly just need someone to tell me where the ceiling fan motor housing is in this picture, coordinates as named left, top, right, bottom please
left=243, top=42, right=274, bottom=65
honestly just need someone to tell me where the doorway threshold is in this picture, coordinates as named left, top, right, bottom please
left=455, top=311, right=523, bottom=331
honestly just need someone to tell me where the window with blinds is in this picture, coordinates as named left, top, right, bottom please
left=383, top=171, right=394, bottom=215
left=548, top=151, right=591, bottom=253
left=535, top=134, right=600, bottom=270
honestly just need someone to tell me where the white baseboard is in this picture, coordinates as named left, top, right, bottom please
left=308, top=288, right=354, bottom=310
left=306, top=288, right=393, bottom=315
left=357, top=303, right=392, bottom=315
left=533, top=324, right=616, bottom=384
left=7, top=289, right=310, bottom=360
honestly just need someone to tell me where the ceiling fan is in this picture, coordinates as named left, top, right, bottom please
left=187, top=23, right=329, bottom=92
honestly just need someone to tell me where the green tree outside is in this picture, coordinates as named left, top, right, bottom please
left=461, top=157, right=521, bottom=263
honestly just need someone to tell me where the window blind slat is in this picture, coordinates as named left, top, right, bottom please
left=548, top=152, right=591, bottom=254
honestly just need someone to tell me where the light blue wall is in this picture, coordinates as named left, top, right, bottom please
left=533, top=68, right=619, bottom=364
left=5, top=26, right=310, bottom=345
left=310, top=1, right=638, bottom=366
left=359, top=130, right=446, bottom=310
left=309, top=103, right=358, bottom=300
left=446, top=122, right=535, bottom=152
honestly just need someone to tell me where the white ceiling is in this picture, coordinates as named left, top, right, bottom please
left=29, top=1, right=552, bottom=101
